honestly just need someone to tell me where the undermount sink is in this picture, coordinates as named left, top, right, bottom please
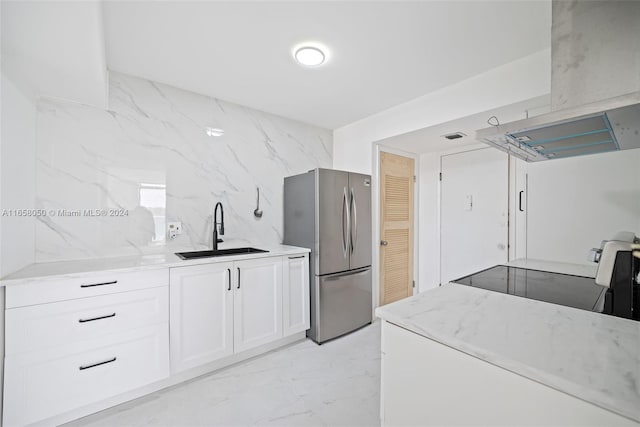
left=175, top=247, right=269, bottom=260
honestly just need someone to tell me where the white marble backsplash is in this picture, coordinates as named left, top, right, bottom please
left=35, top=72, right=332, bottom=261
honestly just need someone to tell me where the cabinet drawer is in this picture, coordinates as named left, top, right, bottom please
left=5, top=268, right=169, bottom=308
left=3, top=324, right=169, bottom=426
left=5, top=286, right=168, bottom=356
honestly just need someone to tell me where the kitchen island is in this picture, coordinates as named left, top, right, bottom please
left=376, top=282, right=640, bottom=426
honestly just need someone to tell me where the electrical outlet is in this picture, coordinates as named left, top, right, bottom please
left=168, top=222, right=182, bottom=240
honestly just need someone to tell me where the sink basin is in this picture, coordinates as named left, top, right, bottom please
left=175, top=247, right=269, bottom=260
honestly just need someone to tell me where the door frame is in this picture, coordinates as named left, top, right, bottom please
left=371, top=142, right=419, bottom=312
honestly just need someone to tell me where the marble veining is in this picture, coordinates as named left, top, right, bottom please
left=35, top=72, right=332, bottom=262
left=376, top=284, right=640, bottom=423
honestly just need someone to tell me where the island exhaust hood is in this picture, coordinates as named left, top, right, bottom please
left=476, top=1, right=640, bottom=162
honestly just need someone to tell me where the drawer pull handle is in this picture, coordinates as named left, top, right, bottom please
left=288, top=255, right=305, bottom=259
left=79, top=357, right=117, bottom=371
left=237, top=267, right=241, bottom=289
left=78, top=312, right=116, bottom=323
left=80, top=280, right=117, bottom=288
left=227, top=268, right=231, bottom=291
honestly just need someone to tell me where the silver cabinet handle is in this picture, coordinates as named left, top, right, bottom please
left=227, top=268, right=232, bottom=291
left=380, top=240, right=388, bottom=246
left=350, top=187, right=357, bottom=254
left=79, top=357, right=117, bottom=371
left=237, top=267, right=241, bottom=289
left=78, top=312, right=116, bottom=323
left=80, top=280, right=117, bottom=288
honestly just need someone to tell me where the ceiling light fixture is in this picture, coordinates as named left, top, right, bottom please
left=205, top=127, right=224, bottom=137
left=294, top=46, right=326, bottom=67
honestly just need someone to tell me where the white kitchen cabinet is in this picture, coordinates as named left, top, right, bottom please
left=233, top=257, right=283, bottom=352
left=3, top=268, right=170, bottom=427
left=168, top=253, right=307, bottom=371
left=283, top=254, right=310, bottom=336
left=380, top=321, right=636, bottom=426
left=169, top=262, right=234, bottom=373
left=4, top=325, right=169, bottom=427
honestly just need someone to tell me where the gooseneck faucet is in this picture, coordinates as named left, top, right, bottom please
left=213, top=202, right=224, bottom=251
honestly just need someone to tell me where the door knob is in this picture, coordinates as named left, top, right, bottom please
left=380, top=240, right=388, bottom=246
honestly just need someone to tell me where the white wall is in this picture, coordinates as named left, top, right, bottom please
left=335, top=51, right=551, bottom=295
left=333, top=49, right=551, bottom=174
left=525, top=149, right=640, bottom=265
left=34, top=72, right=332, bottom=262
left=1, top=73, right=36, bottom=277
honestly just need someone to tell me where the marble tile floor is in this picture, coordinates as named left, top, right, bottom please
left=66, top=321, right=381, bottom=427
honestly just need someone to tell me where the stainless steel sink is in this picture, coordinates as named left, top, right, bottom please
left=175, top=247, right=268, bottom=260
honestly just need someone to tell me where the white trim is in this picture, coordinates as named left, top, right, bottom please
left=372, top=142, right=420, bottom=312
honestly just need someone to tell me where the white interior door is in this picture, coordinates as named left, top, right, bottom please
left=440, top=148, right=509, bottom=284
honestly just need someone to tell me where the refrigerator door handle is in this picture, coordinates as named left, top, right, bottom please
left=342, top=187, right=350, bottom=259
left=323, top=266, right=370, bottom=281
left=350, top=187, right=357, bottom=254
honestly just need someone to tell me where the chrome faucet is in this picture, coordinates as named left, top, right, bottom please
left=213, top=202, right=224, bottom=251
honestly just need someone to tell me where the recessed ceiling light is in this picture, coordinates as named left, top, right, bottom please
left=294, top=46, right=326, bottom=67
left=205, top=127, right=224, bottom=137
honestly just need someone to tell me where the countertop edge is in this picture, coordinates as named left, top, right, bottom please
left=375, top=284, right=640, bottom=424
left=0, top=245, right=311, bottom=287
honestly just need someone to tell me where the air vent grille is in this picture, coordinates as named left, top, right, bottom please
left=442, top=132, right=466, bottom=140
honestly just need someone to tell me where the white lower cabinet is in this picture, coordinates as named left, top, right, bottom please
left=2, top=268, right=170, bottom=427
left=380, top=321, right=636, bottom=426
left=4, top=325, right=169, bottom=426
left=233, top=257, right=283, bottom=352
left=3, top=252, right=310, bottom=426
left=169, top=262, right=234, bottom=373
left=283, top=254, right=310, bottom=336
left=169, top=254, right=308, bottom=373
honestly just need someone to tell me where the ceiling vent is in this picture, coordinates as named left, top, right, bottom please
left=442, top=132, right=466, bottom=140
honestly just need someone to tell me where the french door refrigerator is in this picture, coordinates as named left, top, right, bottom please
left=284, top=168, right=372, bottom=344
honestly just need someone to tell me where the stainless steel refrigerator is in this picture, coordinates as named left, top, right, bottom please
left=284, top=168, right=372, bottom=344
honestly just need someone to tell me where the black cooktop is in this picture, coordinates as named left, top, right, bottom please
left=452, top=265, right=607, bottom=312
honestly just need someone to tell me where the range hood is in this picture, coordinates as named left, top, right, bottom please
left=476, top=1, right=640, bottom=162
left=476, top=92, right=640, bottom=162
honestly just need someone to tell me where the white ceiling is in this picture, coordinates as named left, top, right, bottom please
left=103, top=1, right=551, bottom=129
left=1, top=1, right=108, bottom=107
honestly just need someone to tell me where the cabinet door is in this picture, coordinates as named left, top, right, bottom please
left=234, top=257, right=283, bottom=352
left=3, top=325, right=168, bottom=426
left=283, top=254, right=310, bottom=336
left=169, top=263, right=234, bottom=373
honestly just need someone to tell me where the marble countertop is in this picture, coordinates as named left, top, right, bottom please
left=0, top=243, right=310, bottom=287
left=376, top=283, right=640, bottom=423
